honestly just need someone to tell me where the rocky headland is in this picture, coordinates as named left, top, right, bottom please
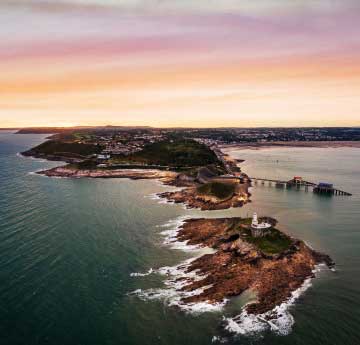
left=158, top=182, right=249, bottom=210
left=36, top=165, right=251, bottom=211
left=172, top=217, right=334, bottom=315
left=37, top=165, right=178, bottom=183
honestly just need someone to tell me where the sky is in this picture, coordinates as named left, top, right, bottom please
left=1, top=0, right=360, bottom=128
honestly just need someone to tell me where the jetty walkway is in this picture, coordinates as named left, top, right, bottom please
left=249, top=176, right=352, bottom=196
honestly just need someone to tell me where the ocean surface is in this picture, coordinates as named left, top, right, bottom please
left=1, top=131, right=360, bottom=345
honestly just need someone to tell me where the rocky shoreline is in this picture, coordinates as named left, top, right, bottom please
left=172, top=217, right=333, bottom=315
left=158, top=184, right=249, bottom=210
left=221, top=140, right=360, bottom=151
left=35, top=165, right=251, bottom=211
left=21, top=151, right=86, bottom=164
left=37, top=165, right=178, bottom=183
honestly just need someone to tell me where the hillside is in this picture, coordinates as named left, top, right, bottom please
left=111, top=139, right=222, bottom=169
left=197, top=181, right=235, bottom=201
left=22, top=140, right=102, bottom=159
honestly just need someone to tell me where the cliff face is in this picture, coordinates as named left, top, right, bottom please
left=158, top=183, right=250, bottom=211
left=174, top=218, right=333, bottom=315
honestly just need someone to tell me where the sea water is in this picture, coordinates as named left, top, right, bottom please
left=1, top=131, right=360, bottom=345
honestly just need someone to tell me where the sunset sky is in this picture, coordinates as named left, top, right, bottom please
left=1, top=0, right=360, bottom=128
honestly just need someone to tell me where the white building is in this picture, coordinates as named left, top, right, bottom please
left=251, top=213, right=271, bottom=237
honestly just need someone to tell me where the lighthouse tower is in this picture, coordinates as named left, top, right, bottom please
left=251, top=212, right=271, bottom=237
left=251, top=213, right=259, bottom=228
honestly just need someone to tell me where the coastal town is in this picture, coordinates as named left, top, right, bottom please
left=17, top=125, right=360, bottom=145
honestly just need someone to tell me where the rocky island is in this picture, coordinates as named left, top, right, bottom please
left=172, top=217, right=334, bottom=315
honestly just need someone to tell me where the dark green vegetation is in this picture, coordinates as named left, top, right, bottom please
left=112, top=139, right=221, bottom=169
left=222, top=217, right=292, bottom=255
left=246, top=228, right=293, bottom=255
left=23, top=140, right=102, bottom=158
left=197, top=181, right=235, bottom=200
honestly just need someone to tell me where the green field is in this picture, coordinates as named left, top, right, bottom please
left=197, top=181, right=235, bottom=200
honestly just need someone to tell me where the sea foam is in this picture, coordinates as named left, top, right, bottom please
left=223, top=266, right=323, bottom=336
left=158, top=215, right=215, bottom=253
left=130, top=216, right=220, bottom=314
left=130, top=268, right=154, bottom=277
left=132, top=216, right=327, bottom=335
left=130, top=255, right=225, bottom=314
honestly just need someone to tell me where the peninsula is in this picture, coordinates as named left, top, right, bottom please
left=20, top=126, right=334, bottom=321
left=22, top=128, right=251, bottom=210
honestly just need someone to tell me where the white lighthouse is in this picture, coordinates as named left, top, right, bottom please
left=251, top=212, right=271, bottom=237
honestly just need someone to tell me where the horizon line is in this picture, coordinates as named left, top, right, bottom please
left=2, top=125, right=360, bottom=130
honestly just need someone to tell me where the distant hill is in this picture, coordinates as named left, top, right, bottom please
left=16, top=127, right=74, bottom=134
left=16, top=126, right=153, bottom=134
left=21, top=140, right=102, bottom=161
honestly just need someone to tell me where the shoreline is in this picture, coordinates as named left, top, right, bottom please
left=131, top=215, right=334, bottom=336
left=220, top=140, right=360, bottom=151
left=30, top=158, right=251, bottom=211
left=20, top=141, right=334, bottom=335
left=173, top=218, right=333, bottom=313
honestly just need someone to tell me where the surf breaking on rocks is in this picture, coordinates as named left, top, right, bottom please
left=129, top=216, right=331, bottom=337
left=129, top=216, right=225, bottom=314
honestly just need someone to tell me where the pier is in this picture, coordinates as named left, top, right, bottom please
left=249, top=176, right=352, bottom=196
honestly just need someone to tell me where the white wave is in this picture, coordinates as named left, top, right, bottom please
left=28, top=170, right=47, bottom=176
left=145, top=193, right=162, bottom=200
left=28, top=170, right=68, bottom=179
left=158, top=216, right=188, bottom=228
left=303, top=240, right=315, bottom=250
left=145, top=192, right=175, bottom=204
left=157, top=198, right=172, bottom=204
left=181, top=203, right=191, bottom=210
left=130, top=268, right=154, bottom=277
left=158, top=216, right=206, bottom=253
left=17, top=152, right=45, bottom=162
left=224, top=275, right=315, bottom=336
left=20, top=154, right=48, bottom=163
left=211, top=335, right=228, bottom=344
left=128, top=216, right=221, bottom=313
left=161, top=226, right=201, bottom=252
left=129, top=255, right=225, bottom=314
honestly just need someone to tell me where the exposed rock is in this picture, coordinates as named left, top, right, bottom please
left=37, top=166, right=178, bottom=184
left=174, top=217, right=334, bottom=315
left=158, top=183, right=250, bottom=210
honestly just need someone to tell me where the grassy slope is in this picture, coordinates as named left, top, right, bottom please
left=245, top=228, right=292, bottom=255
left=226, top=218, right=292, bottom=255
left=197, top=181, right=235, bottom=200
left=25, top=140, right=102, bottom=157
left=111, top=139, right=221, bottom=168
